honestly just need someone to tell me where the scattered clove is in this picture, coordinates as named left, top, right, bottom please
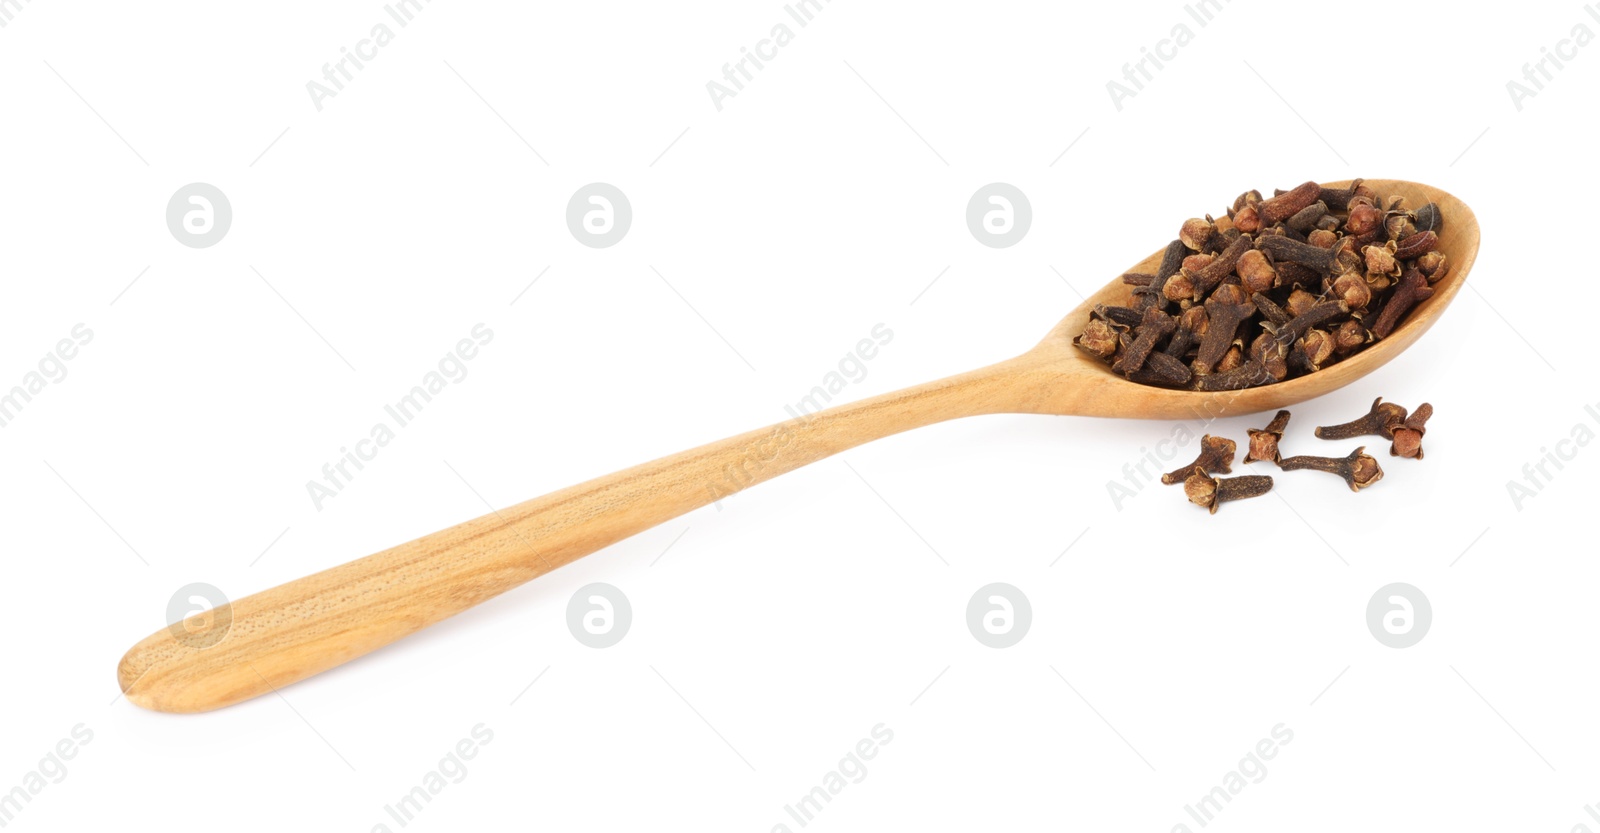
left=1314, top=397, right=1409, bottom=440
left=1278, top=447, right=1385, bottom=491
left=1184, top=470, right=1274, bottom=514
left=1161, top=435, right=1237, bottom=484
left=1390, top=403, right=1432, bottom=459
left=1244, top=410, right=1292, bottom=464
left=1127, top=395, right=1434, bottom=514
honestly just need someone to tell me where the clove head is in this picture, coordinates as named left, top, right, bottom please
left=1390, top=402, right=1433, bottom=459
left=1180, top=217, right=1218, bottom=251
left=1074, top=318, right=1122, bottom=358
left=1184, top=470, right=1274, bottom=514
left=1183, top=468, right=1218, bottom=509
left=1244, top=410, right=1292, bottom=465
left=1236, top=249, right=1278, bottom=294
left=1161, top=434, right=1237, bottom=485
left=1332, top=319, right=1372, bottom=354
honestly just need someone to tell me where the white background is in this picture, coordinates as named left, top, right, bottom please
left=1, top=0, right=1595, bottom=830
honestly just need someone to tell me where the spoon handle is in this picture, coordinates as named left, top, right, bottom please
left=119, top=355, right=1037, bottom=712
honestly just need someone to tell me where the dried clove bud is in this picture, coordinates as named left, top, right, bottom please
left=1232, top=204, right=1261, bottom=234
left=1290, top=328, right=1336, bottom=373
left=1331, top=272, right=1373, bottom=312
left=1331, top=319, right=1372, bottom=354
left=1143, top=239, right=1190, bottom=306
left=1260, top=181, right=1320, bottom=224
left=1245, top=410, right=1292, bottom=464
left=1286, top=200, right=1328, bottom=234
left=1363, top=243, right=1399, bottom=281
left=1285, top=288, right=1318, bottom=318
left=1257, top=235, right=1336, bottom=276
left=1390, top=402, right=1432, bottom=459
left=1412, top=202, right=1443, bottom=233
left=1235, top=249, right=1278, bottom=294
left=1274, top=261, right=1322, bottom=290
left=1252, top=292, right=1291, bottom=327
left=1345, top=203, right=1383, bottom=236
left=1394, top=230, right=1438, bottom=260
left=1092, top=304, right=1144, bottom=327
left=1248, top=332, right=1290, bottom=382
left=1278, top=447, right=1384, bottom=491
left=1184, top=470, right=1274, bottom=514
left=1119, top=306, right=1178, bottom=375
left=1318, top=180, right=1365, bottom=211
left=1315, top=397, right=1408, bottom=440
left=1164, top=305, right=1209, bottom=359
left=1195, top=285, right=1256, bottom=374
left=1188, top=234, right=1254, bottom=300
left=1370, top=268, right=1433, bottom=339
left=1125, top=350, right=1193, bottom=386
left=1074, top=318, right=1122, bottom=358
left=1384, top=212, right=1416, bottom=242
left=1231, top=189, right=1263, bottom=216
left=1330, top=237, right=1365, bottom=275
left=1417, top=251, right=1449, bottom=284
left=1180, top=217, right=1218, bottom=251
left=1161, top=434, right=1237, bottom=484
left=1268, top=299, right=1347, bottom=353
left=1215, top=344, right=1244, bottom=373
left=1193, top=358, right=1275, bottom=390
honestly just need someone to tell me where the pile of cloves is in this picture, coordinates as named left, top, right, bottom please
left=1160, top=397, right=1434, bottom=514
left=1075, top=180, right=1449, bottom=390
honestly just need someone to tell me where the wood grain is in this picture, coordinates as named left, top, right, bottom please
left=118, top=179, right=1478, bottom=712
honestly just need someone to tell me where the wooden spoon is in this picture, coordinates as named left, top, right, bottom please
left=119, top=179, right=1478, bottom=712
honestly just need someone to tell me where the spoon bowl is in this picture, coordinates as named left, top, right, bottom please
left=118, top=178, right=1477, bottom=713
left=1014, top=178, right=1478, bottom=420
